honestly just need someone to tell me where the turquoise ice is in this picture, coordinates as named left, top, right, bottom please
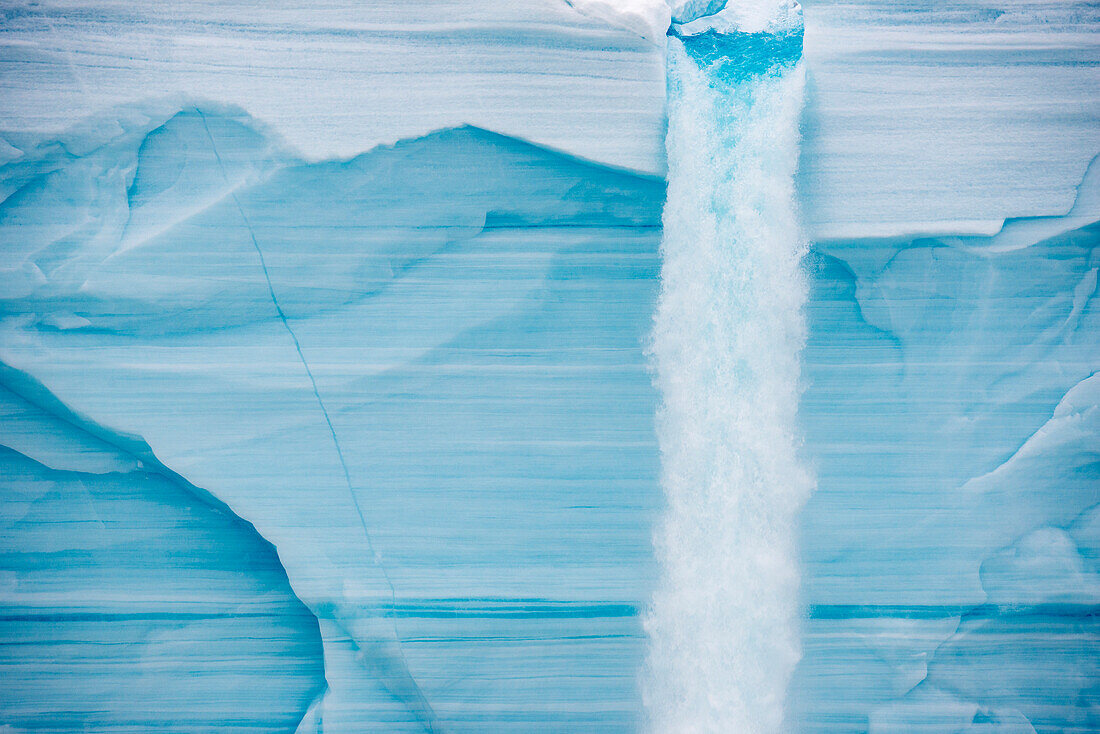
left=0, top=107, right=664, bottom=731
left=0, top=1, right=1097, bottom=732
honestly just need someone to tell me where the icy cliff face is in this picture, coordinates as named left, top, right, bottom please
left=647, top=3, right=1098, bottom=731
left=0, top=379, right=325, bottom=732
left=799, top=0, right=1100, bottom=237
left=0, top=1, right=1097, bottom=732
left=0, top=0, right=666, bottom=174
left=5, top=0, right=1096, bottom=234
left=793, top=165, right=1100, bottom=732
left=789, top=5, right=1100, bottom=729
left=0, top=107, right=664, bottom=731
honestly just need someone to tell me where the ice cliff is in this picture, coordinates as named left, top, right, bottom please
left=0, top=377, right=325, bottom=733
left=0, top=0, right=1097, bottom=732
left=796, top=166, right=1100, bottom=732
left=0, top=107, right=664, bottom=731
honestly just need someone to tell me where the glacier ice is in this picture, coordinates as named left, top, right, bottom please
left=794, top=172, right=1100, bottom=731
left=0, top=0, right=1097, bottom=732
left=0, top=107, right=664, bottom=731
left=0, top=0, right=666, bottom=174
left=4, top=0, right=1097, bottom=233
left=0, top=380, right=325, bottom=732
left=799, top=0, right=1100, bottom=238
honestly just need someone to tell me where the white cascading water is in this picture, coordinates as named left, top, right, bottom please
left=644, top=3, right=813, bottom=732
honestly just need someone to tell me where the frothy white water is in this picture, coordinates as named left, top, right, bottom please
left=643, top=34, right=812, bottom=734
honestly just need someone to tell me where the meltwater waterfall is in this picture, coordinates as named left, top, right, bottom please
left=2, top=1, right=1096, bottom=731
left=646, top=9, right=812, bottom=732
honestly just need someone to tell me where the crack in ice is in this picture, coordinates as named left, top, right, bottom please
left=196, top=109, right=442, bottom=733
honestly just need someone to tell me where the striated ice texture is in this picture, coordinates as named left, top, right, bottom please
left=793, top=165, right=1100, bottom=732
left=0, top=0, right=1098, bottom=732
left=0, top=0, right=667, bottom=174
left=0, top=107, right=664, bottom=731
left=799, top=0, right=1100, bottom=238
left=650, top=2, right=1098, bottom=730
left=789, top=3, right=1100, bottom=731
left=0, top=378, right=326, bottom=731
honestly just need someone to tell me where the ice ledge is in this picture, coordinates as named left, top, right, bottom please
left=0, top=0, right=667, bottom=175
left=811, top=151, right=1100, bottom=246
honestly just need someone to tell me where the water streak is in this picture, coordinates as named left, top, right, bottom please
left=644, top=16, right=812, bottom=733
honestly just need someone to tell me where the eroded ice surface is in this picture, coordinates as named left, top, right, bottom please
left=0, top=379, right=325, bottom=731
left=6, top=0, right=1098, bottom=238
left=800, top=0, right=1100, bottom=237
left=0, top=0, right=666, bottom=174
left=0, top=108, right=664, bottom=731
left=0, top=1, right=1098, bottom=732
left=794, top=174, right=1100, bottom=731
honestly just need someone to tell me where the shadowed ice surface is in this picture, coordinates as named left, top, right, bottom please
left=794, top=184, right=1100, bottom=732
left=0, top=378, right=326, bottom=731
left=0, top=106, right=664, bottom=732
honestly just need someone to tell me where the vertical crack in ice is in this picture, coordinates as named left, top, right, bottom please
left=196, top=110, right=441, bottom=732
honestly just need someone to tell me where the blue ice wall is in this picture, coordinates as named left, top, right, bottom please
left=0, top=379, right=326, bottom=731
left=1, top=5, right=1097, bottom=729
left=799, top=0, right=1100, bottom=238
left=793, top=199, right=1100, bottom=731
left=0, top=107, right=664, bottom=732
left=0, top=0, right=667, bottom=175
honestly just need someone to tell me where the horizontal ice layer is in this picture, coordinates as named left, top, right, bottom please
left=791, top=4, right=1100, bottom=728
left=800, top=0, right=1100, bottom=238
left=794, top=167, right=1100, bottom=731
left=0, top=381, right=325, bottom=731
left=5, top=0, right=1095, bottom=238
left=0, top=0, right=666, bottom=174
left=0, top=108, right=665, bottom=731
